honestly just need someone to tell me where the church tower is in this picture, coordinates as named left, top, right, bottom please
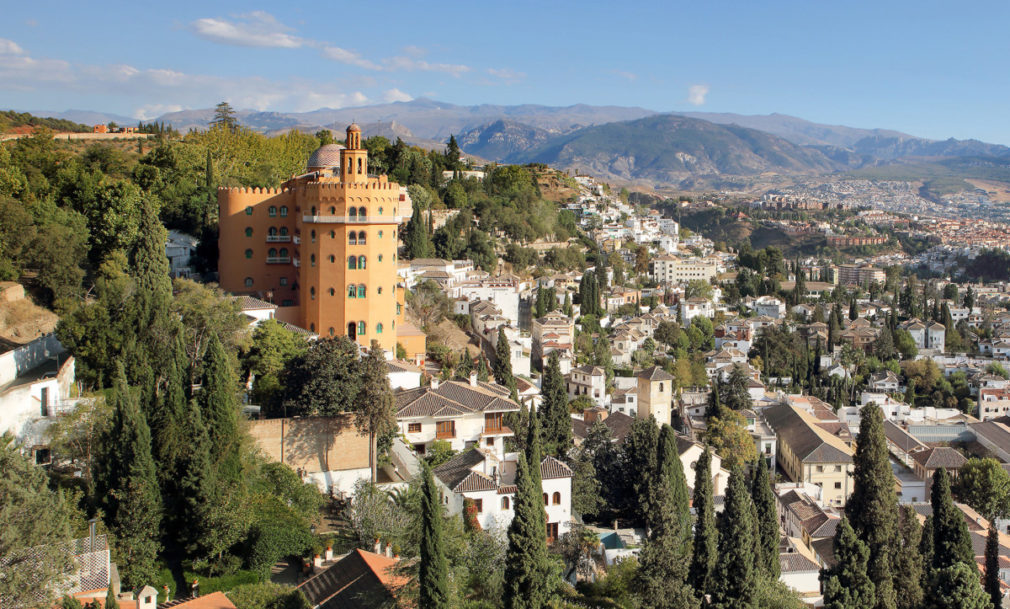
left=341, top=123, right=367, bottom=183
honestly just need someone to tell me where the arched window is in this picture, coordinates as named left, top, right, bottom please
left=279, top=248, right=288, bottom=258
left=378, top=254, right=383, bottom=263
left=358, top=256, right=366, bottom=270
left=329, top=288, right=335, bottom=296
left=310, top=287, right=316, bottom=299
left=279, top=277, right=288, bottom=286
left=330, top=230, right=336, bottom=239
left=349, top=207, right=357, bottom=220
left=310, top=323, right=315, bottom=332
left=268, top=248, right=277, bottom=258
left=358, top=206, right=366, bottom=218
left=379, top=207, right=384, bottom=215
left=279, top=206, right=288, bottom=217
left=329, top=206, right=336, bottom=215
left=328, top=255, right=335, bottom=263
left=357, top=157, right=363, bottom=174
left=501, top=497, right=510, bottom=510
left=280, top=227, right=288, bottom=236
left=348, top=256, right=356, bottom=270
left=244, top=277, right=253, bottom=287
left=310, top=254, right=316, bottom=267
left=328, top=327, right=335, bottom=336
left=269, top=206, right=277, bottom=217
left=348, top=285, right=356, bottom=298
left=348, top=232, right=357, bottom=245
left=347, top=323, right=356, bottom=339
left=311, top=206, right=316, bottom=216
left=245, top=249, right=253, bottom=259
left=543, top=494, right=548, bottom=506
left=357, top=321, right=366, bottom=336
left=358, top=285, right=366, bottom=298
left=376, top=323, right=383, bottom=334
left=268, top=227, right=277, bottom=237
left=245, top=206, right=253, bottom=215
left=378, top=230, right=384, bottom=238
left=377, top=287, right=383, bottom=295
left=358, top=231, right=366, bottom=245
left=311, top=230, right=316, bottom=243
left=348, top=158, right=353, bottom=174
left=552, top=492, right=561, bottom=505
left=245, top=227, right=253, bottom=237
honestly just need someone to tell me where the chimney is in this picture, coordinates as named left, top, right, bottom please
left=431, top=377, right=440, bottom=390
left=374, top=539, right=382, bottom=554
left=469, top=370, right=478, bottom=386
left=385, top=544, right=393, bottom=558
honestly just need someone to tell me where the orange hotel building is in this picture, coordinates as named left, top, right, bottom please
left=218, top=124, right=425, bottom=357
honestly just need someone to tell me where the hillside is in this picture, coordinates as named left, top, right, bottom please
left=516, top=114, right=841, bottom=186
left=457, top=119, right=558, bottom=161
left=0, top=110, right=89, bottom=134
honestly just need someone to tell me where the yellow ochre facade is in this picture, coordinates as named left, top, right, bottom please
left=218, top=124, right=411, bottom=352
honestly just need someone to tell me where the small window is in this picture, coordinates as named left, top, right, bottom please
left=329, top=288, right=335, bottom=296
left=834, top=482, right=842, bottom=489
left=268, top=248, right=277, bottom=258
left=543, top=493, right=548, bottom=506
left=330, top=230, right=336, bottom=239
left=378, top=287, right=383, bottom=295
left=310, top=287, right=316, bottom=299
left=379, top=207, right=384, bottom=215
left=329, top=255, right=335, bottom=263
left=349, top=208, right=357, bottom=219
left=244, top=277, right=253, bottom=287
left=280, top=277, right=288, bottom=286
left=358, top=285, right=366, bottom=298
left=348, top=285, right=356, bottom=298
left=245, top=227, right=253, bottom=237
left=279, top=248, right=288, bottom=258
left=269, top=227, right=277, bottom=237
left=502, top=496, right=510, bottom=510
left=552, top=492, right=561, bottom=505
left=348, top=256, right=357, bottom=270
left=349, top=232, right=357, bottom=245
left=245, top=206, right=253, bottom=215
left=280, top=227, right=288, bottom=236
left=329, top=206, right=336, bottom=215
left=245, top=249, right=253, bottom=259
left=408, top=423, right=421, bottom=433
left=659, top=382, right=664, bottom=392
left=358, top=206, right=366, bottom=218
left=358, top=256, right=366, bottom=270
left=311, top=206, right=316, bottom=216
left=310, top=254, right=316, bottom=267
left=310, top=323, right=315, bottom=332
left=279, top=206, right=288, bottom=217
left=269, top=206, right=277, bottom=217
left=311, top=230, right=316, bottom=243
left=378, top=254, right=383, bottom=263
left=358, top=231, right=366, bottom=245
left=379, top=230, right=384, bottom=238
left=377, top=323, right=383, bottom=333
left=358, top=321, right=366, bottom=335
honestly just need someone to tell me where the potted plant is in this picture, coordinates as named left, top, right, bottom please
left=324, top=537, right=335, bottom=560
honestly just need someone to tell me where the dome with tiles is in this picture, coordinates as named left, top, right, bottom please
left=306, top=143, right=345, bottom=170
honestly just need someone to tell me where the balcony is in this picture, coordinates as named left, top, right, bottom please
left=435, top=430, right=456, bottom=440
left=266, top=235, right=291, bottom=242
left=481, top=425, right=513, bottom=437
left=266, top=256, right=291, bottom=264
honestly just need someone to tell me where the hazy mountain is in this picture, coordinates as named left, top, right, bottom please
left=674, top=111, right=911, bottom=147
left=457, top=119, right=558, bottom=161
left=516, top=114, right=841, bottom=185
left=21, top=109, right=136, bottom=127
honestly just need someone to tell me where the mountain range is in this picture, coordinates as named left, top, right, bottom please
left=21, top=99, right=1010, bottom=188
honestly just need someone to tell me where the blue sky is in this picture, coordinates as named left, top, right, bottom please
left=3, top=1, right=1010, bottom=143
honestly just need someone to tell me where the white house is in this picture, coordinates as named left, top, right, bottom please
left=680, top=298, right=714, bottom=323
left=237, top=295, right=277, bottom=326
left=566, top=365, right=607, bottom=407
left=755, top=296, right=786, bottom=320
left=433, top=448, right=573, bottom=541
left=165, top=229, right=198, bottom=279
left=387, top=360, right=423, bottom=390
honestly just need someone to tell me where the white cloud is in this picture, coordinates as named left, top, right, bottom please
left=487, top=68, right=525, bottom=84
left=687, top=84, right=710, bottom=106
left=386, top=56, right=470, bottom=77
left=0, top=38, right=25, bottom=55
left=321, top=46, right=381, bottom=70
left=135, top=104, right=184, bottom=120
left=383, top=88, right=413, bottom=103
left=191, top=11, right=303, bottom=48
left=612, top=70, right=638, bottom=82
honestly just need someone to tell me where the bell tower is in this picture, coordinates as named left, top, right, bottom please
left=340, top=123, right=367, bottom=183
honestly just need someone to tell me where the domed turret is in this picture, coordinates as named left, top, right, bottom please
left=306, top=143, right=345, bottom=171
left=346, top=124, right=362, bottom=149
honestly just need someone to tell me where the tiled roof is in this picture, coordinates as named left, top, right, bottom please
left=970, top=420, right=1010, bottom=452
left=541, top=456, right=574, bottom=479
left=763, top=403, right=853, bottom=464
left=910, top=447, right=967, bottom=470
left=236, top=295, right=277, bottom=310
left=571, top=411, right=636, bottom=443
left=433, top=449, right=488, bottom=492
left=297, top=549, right=405, bottom=609
left=636, top=365, right=674, bottom=381
left=883, top=421, right=928, bottom=454
left=158, top=593, right=236, bottom=609
left=396, top=380, right=517, bottom=418
left=779, top=551, right=819, bottom=573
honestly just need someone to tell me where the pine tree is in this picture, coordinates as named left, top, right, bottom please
left=540, top=352, right=570, bottom=459
left=419, top=464, right=450, bottom=609
left=846, top=404, right=899, bottom=609
left=821, top=518, right=876, bottom=609
left=709, top=466, right=756, bottom=609
left=985, top=524, right=1001, bottom=609
left=199, top=333, right=241, bottom=483
left=503, top=409, right=553, bottom=609
left=102, top=364, right=162, bottom=588
left=926, top=563, right=994, bottom=609
left=636, top=425, right=698, bottom=609
left=930, top=467, right=974, bottom=570
left=751, top=456, right=780, bottom=578
left=688, top=447, right=717, bottom=594
left=894, top=506, right=924, bottom=609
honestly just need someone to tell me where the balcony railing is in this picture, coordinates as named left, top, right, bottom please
left=266, top=256, right=291, bottom=264
left=435, top=430, right=456, bottom=440
left=266, top=235, right=291, bottom=242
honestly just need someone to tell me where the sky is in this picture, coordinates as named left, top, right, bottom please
left=3, top=1, right=1010, bottom=143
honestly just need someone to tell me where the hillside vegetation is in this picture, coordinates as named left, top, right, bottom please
left=0, top=111, right=89, bottom=134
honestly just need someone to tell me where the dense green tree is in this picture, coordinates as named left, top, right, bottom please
left=243, top=319, right=307, bottom=406
left=403, top=191, right=433, bottom=259
left=199, top=333, right=242, bottom=483
left=355, top=342, right=397, bottom=483
left=953, top=457, right=1010, bottom=521
left=688, top=447, right=717, bottom=594
left=894, top=506, right=924, bottom=609
left=494, top=327, right=517, bottom=391
left=655, top=425, right=692, bottom=542
left=278, top=337, right=361, bottom=417
left=846, top=404, right=899, bottom=609
left=540, top=352, right=571, bottom=459
left=419, top=464, right=450, bottom=609
left=571, top=445, right=603, bottom=519
left=503, top=409, right=554, bottom=609
left=751, top=456, right=780, bottom=578
left=821, top=518, right=876, bottom=609
left=925, top=562, right=994, bottom=609
left=456, top=349, right=474, bottom=380
left=709, top=466, right=756, bottom=609
left=477, top=354, right=490, bottom=382
left=624, top=416, right=660, bottom=525
left=930, top=467, right=974, bottom=570
left=919, top=515, right=935, bottom=587
left=985, top=524, right=1001, bottom=609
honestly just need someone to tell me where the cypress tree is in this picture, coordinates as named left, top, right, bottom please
left=102, top=364, right=162, bottom=588
left=927, top=563, right=995, bottom=609
left=178, top=397, right=215, bottom=557
left=931, top=467, right=974, bottom=570
left=199, top=333, right=241, bottom=483
left=503, top=409, right=553, bottom=609
left=821, top=518, right=876, bottom=609
left=495, top=327, right=515, bottom=388
left=919, top=515, right=935, bottom=589
left=846, top=404, right=899, bottom=609
left=477, top=354, right=489, bottom=382
left=419, top=464, right=450, bottom=609
left=128, top=199, right=174, bottom=383
left=457, top=349, right=473, bottom=379
left=709, top=466, right=756, bottom=609
left=985, top=524, right=1001, bottom=609
left=404, top=197, right=432, bottom=259
left=540, top=352, right=570, bottom=459
left=105, top=587, right=119, bottom=609
left=894, top=506, right=924, bottom=609
left=636, top=425, right=697, bottom=609
left=688, top=447, right=717, bottom=594
left=751, top=456, right=780, bottom=578
left=563, top=292, right=572, bottom=317
left=624, top=417, right=660, bottom=526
